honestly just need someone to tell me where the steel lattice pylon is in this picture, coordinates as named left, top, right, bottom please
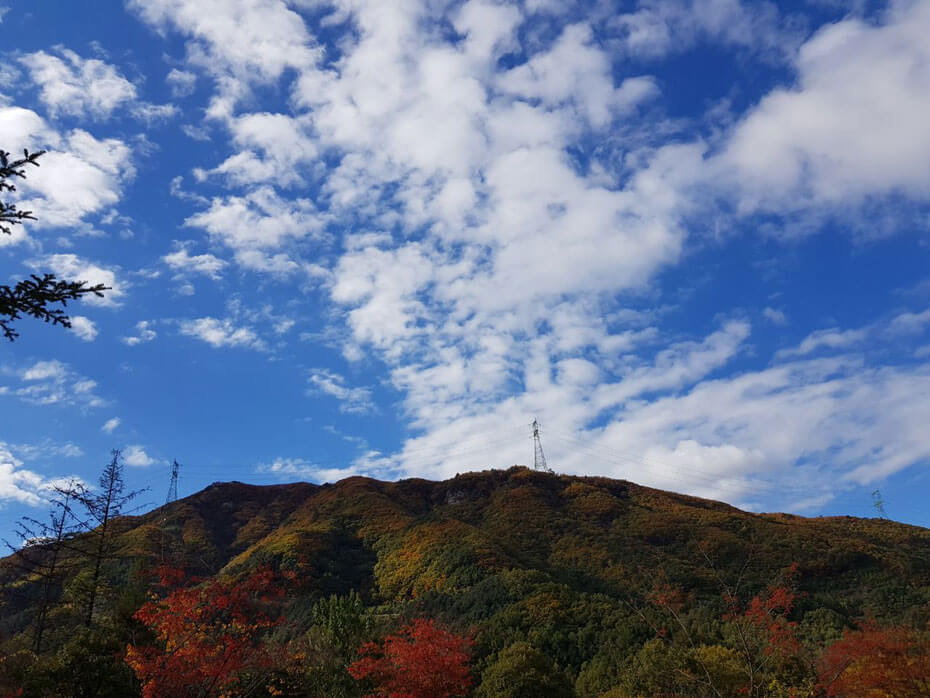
left=165, top=459, right=180, bottom=505
left=532, top=419, right=553, bottom=473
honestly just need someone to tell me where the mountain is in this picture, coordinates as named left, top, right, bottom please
left=2, top=466, right=929, bottom=697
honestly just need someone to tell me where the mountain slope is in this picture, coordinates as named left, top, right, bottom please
left=2, top=466, right=929, bottom=696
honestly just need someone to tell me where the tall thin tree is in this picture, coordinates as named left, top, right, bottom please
left=75, top=450, right=145, bottom=627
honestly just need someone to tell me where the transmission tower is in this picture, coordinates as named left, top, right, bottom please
left=165, top=459, right=180, bottom=505
left=160, top=459, right=184, bottom=567
left=532, top=419, right=553, bottom=473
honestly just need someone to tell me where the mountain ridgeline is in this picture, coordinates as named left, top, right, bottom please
left=2, top=466, right=929, bottom=696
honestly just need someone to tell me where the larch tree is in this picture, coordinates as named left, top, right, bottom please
left=73, top=450, right=145, bottom=627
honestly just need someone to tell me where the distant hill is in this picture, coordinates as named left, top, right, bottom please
left=2, top=466, right=929, bottom=696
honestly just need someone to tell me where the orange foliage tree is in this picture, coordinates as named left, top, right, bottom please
left=644, top=561, right=809, bottom=696
left=817, top=623, right=930, bottom=697
left=348, top=618, right=473, bottom=698
left=125, top=567, right=282, bottom=698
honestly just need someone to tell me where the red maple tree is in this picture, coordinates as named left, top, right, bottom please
left=125, top=567, right=282, bottom=698
left=348, top=618, right=473, bottom=698
left=817, top=622, right=930, bottom=697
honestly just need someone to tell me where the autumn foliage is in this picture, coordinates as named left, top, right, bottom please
left=725, top=563, right=803, bottom=663
left=125, top=567, right=282, bottom=698
left=348, top=618, right=473, bottom=698
left=817, top=622, right=930, bottom=697
left=4, top=469, right=930, bottom=697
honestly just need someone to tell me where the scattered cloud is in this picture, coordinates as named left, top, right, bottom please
left=19, top=48, right=174, bottom=122
left=166, top=68, right=197, bottom=97
left=763, top=307, right=788, bottom=325
left=122, top=320, right=157, bottom=346
left=0, top=443, right=59, bottom=505
left=122, top=444, right=156, bottom=467
left=101, top=417, right=121, bottom=433
left=7, top=440, right=84, bottom=461
left=127, top=0, right=318, bottom=89
left=307, top=369, right=375, bottom=415
left=178, top=316, right=265, bottom=350
left=889, top=308, right=930, bottom=335
left=203, top=112, right=318, bottom=187
left=257, top=456, right=361, bottom=484
left=162, top=246, right=228, bottom=280
left=777, top=327, right=869, bottom=358
left=611, top=0, right=800, bottom=61
left=185, top=186, right=323, bottom=250
left=69, top=315, right=98, bottom=342
left=19, top=48, right=138, bottom=119
left=12, top=359, right=106, bottom=408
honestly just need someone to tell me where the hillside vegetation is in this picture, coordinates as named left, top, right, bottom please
left=2, top=466, right=929, bottom=696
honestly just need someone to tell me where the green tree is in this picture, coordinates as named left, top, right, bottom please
left=476, top=642, right=575, bottom=698
left=281, top=592, right=372, bottom=697
left=0, top=149, right=108, bottom=341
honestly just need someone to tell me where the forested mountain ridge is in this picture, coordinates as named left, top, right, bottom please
left=2, top=466, right=929, bottom=696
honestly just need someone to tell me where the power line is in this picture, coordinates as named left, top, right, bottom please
left=144, top=422, right=881, bottom=519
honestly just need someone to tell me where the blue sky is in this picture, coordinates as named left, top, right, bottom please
left=2, top=0, right=930, bottom=538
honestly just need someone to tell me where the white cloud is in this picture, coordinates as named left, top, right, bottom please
left=162, top=247, right=228, bottom=279
left=889, top=308, right=930, bottom=335
left=589, top=320, right=750, bottom=411
left=101, top=417, right=121, bottom=433
left=778, top=327, right=868, bottom=358
left=763, top=307, right=788, bottom=325
left=19, top=49, right=138, bottom=119
left=122, top=320, right=157, bottom=346
left=589, top=353, right=930, bottom=495
left=7, top=440, right=84, bottom=461
left=179, top=316, right=265, bottom=350
left=497, top=24, right=658, bottom=127
left=22, top=360, right=66, bottom=382
left=127, top=0, right=318, bottom=91
left=184, top=186, right=323, bottom=256
left=206, top=112, right=317, bottom=187
left=166, top=68, right=197, bottom=97
left=19, top=48, right=174, bottom=123
left=612, top=0, right=798, bottom=61
left=232, top=249, right=303, bottom=276
left=721, top=1, right=930, bottom=210
left=69, top=315, right=98, bottom=341
left=307, top=369, right=375, bottom=414
left=123, top=445, right=156, bottom=467
left=14, top=359, right=105, bottom=408
left=132, top=102, right=178, bottom=122
left=0, top=443, right=56, bottom=505
left=257, top=456, right=362, bottom=483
